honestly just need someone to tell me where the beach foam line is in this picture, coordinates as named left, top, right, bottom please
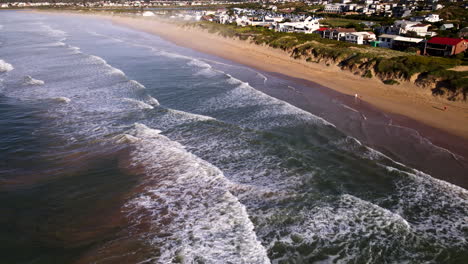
left=0, top=59, right=14, bottom=73
left=387, top=118, right=465, bottom=162
left=222, top=74, right=336, bottom=128
left=87, top=55, right=126, bottom=77
left=201, top=58, right=269, bottom=85
left=121, top=123, right=270, bottom=263
left=41, top=24, right=67, bottom=38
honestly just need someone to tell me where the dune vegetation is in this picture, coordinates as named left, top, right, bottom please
left=183, top=21, right=468, bottom=101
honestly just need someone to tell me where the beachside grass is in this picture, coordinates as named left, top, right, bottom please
left=182, top=20, right=466, bottom=100
left=321, top=18, right=367, bottom=27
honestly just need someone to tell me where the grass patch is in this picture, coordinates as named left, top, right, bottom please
left=383, top=79, right=400, bottom=85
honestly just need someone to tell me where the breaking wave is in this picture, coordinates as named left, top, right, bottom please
left=23, top=75, right=45, bottom=86
left=121, top=123, right=270, bottom=263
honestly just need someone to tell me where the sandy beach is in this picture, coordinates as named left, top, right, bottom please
left=101, top=15, right=468, bottom=140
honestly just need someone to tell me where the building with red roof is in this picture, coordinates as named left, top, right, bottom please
left=424, top=37, right=468, bottom=57
left=313, top=27, right=329, bottom=35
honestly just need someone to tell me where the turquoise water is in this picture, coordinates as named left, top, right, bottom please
left=0, top=12, right=467, bottom=263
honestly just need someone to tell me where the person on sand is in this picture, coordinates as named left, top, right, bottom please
left=444, top=106, right=447, bottom=111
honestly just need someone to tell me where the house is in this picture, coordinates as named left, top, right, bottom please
left=323, top=28, right=356, bottom=41
left=393, top=21, right=432, bottom=37
left=424, top=37, right=468, bottom=56
left=313, top=27, right=329, bottom=35
left=440, top=24, right=454, bottom=30
left=345, top=32, right=376, bottom=45
left=377, top=34, right=399, bottom=48
left=323, top=4, right=345, bottom=13
left=377, top=34, right=424, bottom=50
left=392, top=37, right=424, bottom=51
left=425, top=14, right=442, bottom=23
left=276, top=17, right=321, bottom=34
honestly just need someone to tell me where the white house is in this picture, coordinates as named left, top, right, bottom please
left=377, top=34, right=400, bottom=48
left=277, top=17, right=321, bottom=34
left=377, top=34, right=423, bottom=49
left=425, top=14, right=442, bottom=23
left=323, top=4, right=345, bottom=13
left=440, top=24, right=454, bottom=30
left=394, top=20, right=431, bottom=37
left=345, top=32, right=376, bottom=45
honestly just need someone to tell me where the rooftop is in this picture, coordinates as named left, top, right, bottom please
left=427, top=37, right=467, bottom=46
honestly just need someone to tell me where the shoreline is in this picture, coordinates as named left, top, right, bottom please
left=106, top=15, right=468, bottom=140
left=30, top=11, right=468, bottom=188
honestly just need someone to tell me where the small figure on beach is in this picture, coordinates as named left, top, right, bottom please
left=444, top=106, right=447, bottom=111
left=354, top=93, right=361, bottom=104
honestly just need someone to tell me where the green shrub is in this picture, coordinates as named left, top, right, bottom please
left=363, top=70, right=373, bottom=78
left=383, top=79, right=400, bottom=85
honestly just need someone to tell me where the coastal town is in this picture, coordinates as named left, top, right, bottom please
left=3, top=0, right=467, bottom=57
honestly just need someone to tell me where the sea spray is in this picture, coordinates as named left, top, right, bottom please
left=0, top=59, right=13, bottom=72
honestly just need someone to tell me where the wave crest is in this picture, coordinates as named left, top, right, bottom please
left=0, top=59, right=14, bottom=73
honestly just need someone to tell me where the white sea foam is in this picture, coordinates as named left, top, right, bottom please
left=167, top=108, right=215, bottom=122
left=226, top=74, right=243, bottom=85
left=129, top=80, right=145, bottom=90
left=157, top=50, right=193, bottom=61
left=203, top=76, right=335, bottom=129
left=66, top=45, right=81, bottom=54
left=341, top=103, right=359, bottom=113
left=146, top=96, right=160, bottom=106
left=43, top=41, right=66, bottom=47
left=188, top=59, right=212, bottom=69
left=387, top=119, right=464, bottom=161
left=188, top=59, right=221, bottom=77
left=88, top=55, right=126, bottom=76
left=41, top=24, right=66, bottom=37
left=123, top=98, right=154, bottom=110
left=88, top=55, right=107, bottom=65
left=23, top=76, right=45, bottom=86
left=109, top=68, right=125, bottom=76
left=122, top=123, right=270, bottom=263
left=256, top=193, right=412, bottom=263
left=0, top=59, right=14, bottom=73
left=53, top=97, right=71, bottom=104
left=384, top=166, right=468, bottom=248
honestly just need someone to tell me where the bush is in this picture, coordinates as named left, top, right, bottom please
left=383, top=79, right=400, bottom=85
left=363, top=70, right=373, bottom=78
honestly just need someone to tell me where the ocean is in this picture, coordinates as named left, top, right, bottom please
left=0, top=11, right=467, bottom=263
